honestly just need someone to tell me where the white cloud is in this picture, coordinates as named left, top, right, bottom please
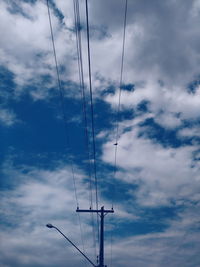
left=110, top=216, right=200, bottom=267
left=0, top=161, right=137, bottom=266
left=0, top=0, right=77, bottom=96
left=0, top=163, right=96, bottom=266
left=0, top=108, right=18, bottom=126
left=102, top=122, right=200, bottom=207
left=105, top=80, right=200, bottom=130
left=1, top=1, right=200, bottom=265
left=178, top=125, right=200, bottom=138
left=1, top=161, right=200, bottom=267
left=1, top=0, right=200, bottom=110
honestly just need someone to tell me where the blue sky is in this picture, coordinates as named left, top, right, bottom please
left=0, top=0, right=200, bottom=266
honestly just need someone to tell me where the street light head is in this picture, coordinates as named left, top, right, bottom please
left=46, top=223, right=54, bottom=228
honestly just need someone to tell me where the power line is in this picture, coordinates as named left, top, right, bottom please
left=85, top=0, right=100, bottom=243
left=110, top=1, right=128, bottom=266
left=73, top=0, right=97, bottom=260
left=73, top=0, right=94, bottom=214
left=46, top=0, right=78, bottom=218
left=113, top=0, right=128, bottom=207
left=46, top=0, right=87, bottom=264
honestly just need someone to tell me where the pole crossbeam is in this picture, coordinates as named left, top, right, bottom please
left=76, top=208, right=114, bottom=213
left=77, top=206, right=114, bottom=267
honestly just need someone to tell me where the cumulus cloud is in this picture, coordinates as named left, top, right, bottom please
left=1, top=0, right=200, bottom=266
left=0, top=0, right=76, bottom=97
left=105, top=79, right=200, bottom=129
left=88, top=0, right=200, bottom=84
left=1, top=160, right=200, bottom=267
left=102, top=122, right=200, bottom=207
left=1, top=0, right=200, bottom=106
left=0, top=162, right=95, bottom=266
left=0, top=161, right=137, bottom=266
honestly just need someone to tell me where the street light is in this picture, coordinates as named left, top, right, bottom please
left=46, top=223, right=53, bottom=228
left=46, top=224, right=96, bottom=267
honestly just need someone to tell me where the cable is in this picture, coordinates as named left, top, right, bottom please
left=113, top=0, right=128, bottom=205
left=85, top=0, right=100, bottom=243
left=85, top=0, right=98, bottom=210
left=73, top=0, right=97, bottom=260
left=73, top=0, right=94, bottom=211
left=46, top=0, right=87, bottom=264
left=46, top=0, right=79, bottom=205
left=110, top=1, right=128, bottom=266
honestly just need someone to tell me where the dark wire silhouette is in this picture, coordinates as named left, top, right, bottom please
left=46, top=0, right=86, bottom=264
left=111, top=1, right=128, bottom=266
left=85, top=0, right=100, bottom=244
left=113, top=0, right=128, bottom=207
left=73, top=0, right=97, bottom=260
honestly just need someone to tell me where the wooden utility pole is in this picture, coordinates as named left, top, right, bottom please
left=76, top=206, right=114, bottom=267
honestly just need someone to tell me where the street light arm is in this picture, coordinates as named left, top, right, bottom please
left=46, top=224, right=96, bottom=267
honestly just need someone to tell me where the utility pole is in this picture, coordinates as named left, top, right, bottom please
left=76, top=206, right=114, bottom=267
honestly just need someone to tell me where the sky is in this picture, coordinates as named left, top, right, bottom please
left=0, top=0, right=200, bottom=266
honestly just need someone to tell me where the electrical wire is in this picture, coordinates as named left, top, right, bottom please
left=85, top=0, right=100, bottom=244
left=73, top=0, right=94, bottom=214
left=46, top=0, right=87, bottom=264
left=110, top=1, right=128, bottom=266
left=113, top=0, right=128, bottom=207
left=46, top=0, right=78, bottom=205
left=73, top=0, right=97, bottom=260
